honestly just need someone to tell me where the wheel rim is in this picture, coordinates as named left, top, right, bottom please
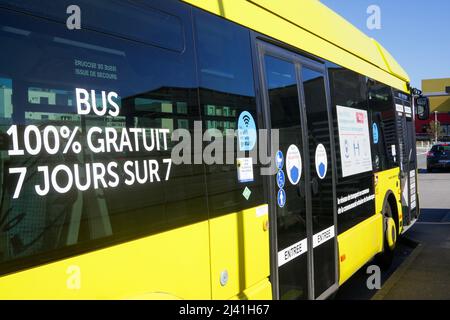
left=385, top=217, right=397, bottom=250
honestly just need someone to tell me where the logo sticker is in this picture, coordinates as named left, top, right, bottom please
left=315, top=144, right=328, bottom=180
left=237, top=111, right=257, bottom=151
left=286, top=145, right=302, bottom=185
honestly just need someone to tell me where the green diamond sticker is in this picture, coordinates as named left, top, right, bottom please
left=242, top=187, right=251, bottom=200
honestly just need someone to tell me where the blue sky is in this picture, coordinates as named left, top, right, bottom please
left=321, top=0, right=450, bottom=89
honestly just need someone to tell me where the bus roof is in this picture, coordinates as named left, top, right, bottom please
left=183, top=0, right=410, bottom=92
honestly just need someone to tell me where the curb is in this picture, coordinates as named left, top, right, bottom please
left=371, top=241, right=423, bottom=300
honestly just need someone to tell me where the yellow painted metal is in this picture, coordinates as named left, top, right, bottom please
left=337, top=213, right=383, bottom=285
left=385, top=217, right=397, bottom=250
left=230, top=278, right=272, bottom=300
left=182, top=0, right=409, bottom=92
left=0, top=202, right=272, bottom=299
left=0, top=221, right=211, bottom=299
left=372, top=40, right=409, bottom=82
left=209, top=204, right=271, bottom=299
left=422, top=78, right=450, bottom=112
left=375, top=167, right=403, bottom=233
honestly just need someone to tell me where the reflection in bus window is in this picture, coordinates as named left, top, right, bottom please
left=195, top=9, right=263, bottom=217
left=0, top=77, right=12, bottom=122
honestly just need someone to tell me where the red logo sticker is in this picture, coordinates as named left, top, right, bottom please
left=356, top=112, right=364, bottom=124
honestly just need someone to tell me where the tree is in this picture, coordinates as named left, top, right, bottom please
left=426, top=120, right=444, bottom=142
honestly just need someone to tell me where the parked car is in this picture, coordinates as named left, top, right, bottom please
left=427, top=143, right=450, bottom=172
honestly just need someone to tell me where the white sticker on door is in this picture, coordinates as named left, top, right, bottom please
left=237, top=157, right=254, bottom=183
left=286, top=144, right=302, bottom=185
left=278, top=238, right=308, bottom=267
left=313, top=226, right=335, bottom=248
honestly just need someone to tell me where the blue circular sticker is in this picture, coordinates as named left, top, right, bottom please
left=373, top=123, right=379, bottom=144
left=237, top=111, right=257, bottom=151
left=276, top=170, right=285, bottom=189
left=276, top=150, right=284, bottom=170
left=277, top=189, right=286, bottom=208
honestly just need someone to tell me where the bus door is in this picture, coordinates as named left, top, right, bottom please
left=394, top=92, right=418, bottom=227
left=256, top=41, right=338, bottom=300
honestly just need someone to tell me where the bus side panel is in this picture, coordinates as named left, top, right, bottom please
left=375, top=167, right=403, bottom=233
left=337, top=214, right=383, bottom=285
left=209, top=205, right=271, bottom=299
left=338, top=167, right=402, bottom=285
left=0, top=222, right=211, bottom=299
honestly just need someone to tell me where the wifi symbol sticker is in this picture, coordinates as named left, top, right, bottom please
left=237, top=111, right=257, bottom=151
left=242, top=114, right=251, bottom=127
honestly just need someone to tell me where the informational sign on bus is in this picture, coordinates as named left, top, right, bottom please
left=336, top=105, right=372, bottom=177
left=6, top=88, right=172, bottom=199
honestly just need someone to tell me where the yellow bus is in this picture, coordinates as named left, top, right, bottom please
left=0, top=0, right=429, bottom=299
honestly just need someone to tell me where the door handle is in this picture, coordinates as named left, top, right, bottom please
left=311, top=177, right=319, bottom=196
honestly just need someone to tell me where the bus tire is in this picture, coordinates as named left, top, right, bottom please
left=375, top=202, right=397, bottom=270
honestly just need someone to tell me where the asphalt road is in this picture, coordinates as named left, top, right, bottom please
left=416, top=150, right=450, bottom=208
left=336, top=151, right=450, bottom=299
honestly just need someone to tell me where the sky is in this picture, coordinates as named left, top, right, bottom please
left=320, top=0, right=450, bottom=90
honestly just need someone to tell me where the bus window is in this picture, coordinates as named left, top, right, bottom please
left=0, top=0, right=184, bottom=52
left=194, top=9, right=263, bottom=216
left=0, top=4, right=207, bottom=274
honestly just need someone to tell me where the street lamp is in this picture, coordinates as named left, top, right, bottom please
left=434, top=111, right=438, bottom=144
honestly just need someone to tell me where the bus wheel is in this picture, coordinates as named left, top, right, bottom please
left=375, top=203, right=397, bottom=270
